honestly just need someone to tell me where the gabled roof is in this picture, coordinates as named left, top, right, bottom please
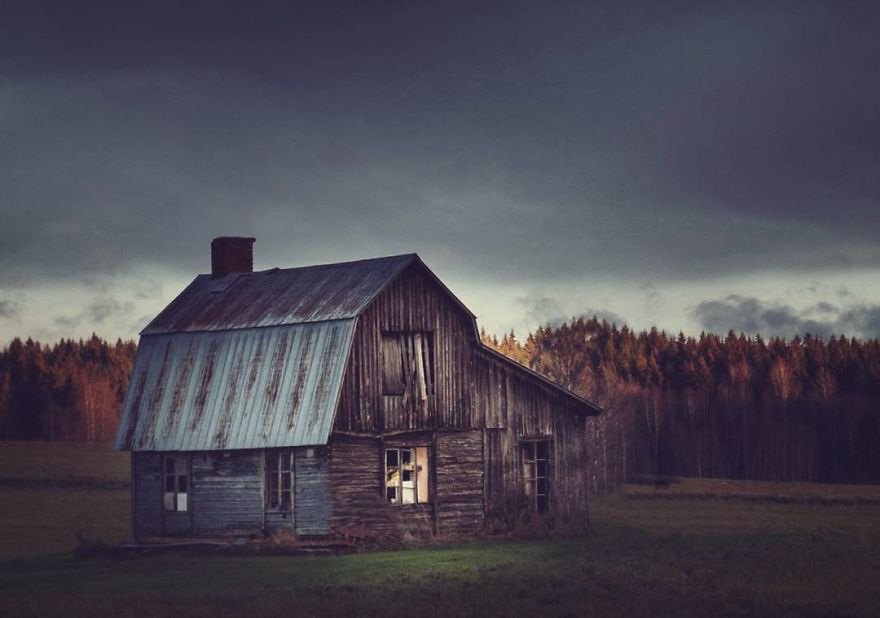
left=115, top=252, right=600, bottom=452
left=143, top=253, right=418, bottom=335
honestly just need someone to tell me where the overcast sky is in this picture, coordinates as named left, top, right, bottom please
left=1, top=1, right=879, bottom=345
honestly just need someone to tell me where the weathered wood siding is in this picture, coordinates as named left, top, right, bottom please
left=435, top=430, right=484, bottom=535
left=191, top=451, right=263, bottom=534
left=327, top=431, right=484, bottom=537
left=330, top=261, right=593, bottom=534
left=132, top=452, right=163, bottom=538
left=328, top=434, right=434, bottom=537
left=133, top=448, right=332, bottom=537
left=294, top=447, right=331, bottom=536
left=129, top=261, right=595, bottom=541
left=474, top=352, right=591, bottom=527
left=335, top=263, right=477, bottom=433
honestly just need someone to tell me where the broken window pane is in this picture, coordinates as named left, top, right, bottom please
left=382, top=333, right=434, bottom=399
left=415, top=447, right=429, bottom=504
left=164, top=492, right=175, bottom=511
left=385, top=446, right=430, bottom=505
left=381, top=335, right=405, bottom=395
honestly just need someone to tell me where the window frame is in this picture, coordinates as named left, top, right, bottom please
left=381, top=331, right=435, bottom=399
left=521, top=439, right=550, bottom=514
left=163, top=454, right=190, bottom=513
left=266, top=449, right=294, bottom=513
left=384, top=446, right=431, bottom=506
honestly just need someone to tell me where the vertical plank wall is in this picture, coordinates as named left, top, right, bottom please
left=334, top=262, right=478, bottom=433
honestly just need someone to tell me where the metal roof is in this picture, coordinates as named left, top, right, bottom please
left=114, top=320, right=355, bottom=451
left=115, top=251, right=599, bottom=452
left=142, top=253, right=416, bottom=335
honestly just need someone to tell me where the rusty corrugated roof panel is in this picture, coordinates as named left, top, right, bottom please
left=142, top=253, right=417, bottom=335
left=113, top=320, right=356, bottom=451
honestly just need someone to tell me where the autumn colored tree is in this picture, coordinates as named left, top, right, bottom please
left=0, top=335, right=136, bottom=442
left=485, top=317, right=880, bottom=489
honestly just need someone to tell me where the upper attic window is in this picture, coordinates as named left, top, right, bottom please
left=381, top=332, right=434, bottom=400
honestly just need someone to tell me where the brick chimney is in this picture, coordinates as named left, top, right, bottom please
left=211, top=237, right=256, bottom=278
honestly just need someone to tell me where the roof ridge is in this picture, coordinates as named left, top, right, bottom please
left=196, top=252, right=419, bottom=278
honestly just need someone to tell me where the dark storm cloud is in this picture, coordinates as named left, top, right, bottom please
left=54, top=314, right=80, bottom=329
left=87, top=297, right=135, bottom=324
left=53, top=295, right=135, bottom=330
left=692, top=295, right=880, bottom=339
left=517, top=295, right=625, bottom=330
left=0, top=1, right=878, bottom=286
left=0, top=300, right=21, bottom=319
left=838, top=306, right=880, bottom=339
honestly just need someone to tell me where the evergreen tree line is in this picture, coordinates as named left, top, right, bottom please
left=4, top=325, right=879, bottom=488
left=483, top=318, right=880, bottom=490
left=0, top=336, right=136, bottom=442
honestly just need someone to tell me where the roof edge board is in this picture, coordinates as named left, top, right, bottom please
left=475, top=344, right=604, bottom=415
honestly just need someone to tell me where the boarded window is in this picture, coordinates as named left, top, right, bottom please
left=381, top=332, right=434, bottom=401
left=267, top=450, right=293, bottom=511
left=522, top=440, right=550, bottom=513
left=163, top=455, right=189, bottom=512
left=384, top=446, right=430, bottom=505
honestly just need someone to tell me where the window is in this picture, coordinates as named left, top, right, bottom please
left=385, top=447, right=430, bottom=505
left=381, top=332, right=434, bottom=400
left=163, top=455, right=189, bottom=512
left=267, top=450, right=293, bottom=511
left=522, top=441, right=549, bottom=513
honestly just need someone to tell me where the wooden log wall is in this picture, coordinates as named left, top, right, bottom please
left=294, top=447, right=331, bottom=536
left=435, top=430, right=484, bottom=535
left=327, top=432, right=486, bottom=538
left=327, top=434, right=434, bottom=537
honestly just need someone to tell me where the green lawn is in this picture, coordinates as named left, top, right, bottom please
left=1, top=442, right=879, bottom=617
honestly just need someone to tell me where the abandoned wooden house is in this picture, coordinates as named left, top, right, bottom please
left=114, top=237, right=602, bottom=541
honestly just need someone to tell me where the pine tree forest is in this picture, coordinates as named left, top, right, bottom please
left=0, top=336, right=136, bottom=443
left=483, top=318, right=880, bottom=491
left=2, top=323, right=879, bottom=490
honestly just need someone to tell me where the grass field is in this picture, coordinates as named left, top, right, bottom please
left=1, top=442, right=879, bottom=617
